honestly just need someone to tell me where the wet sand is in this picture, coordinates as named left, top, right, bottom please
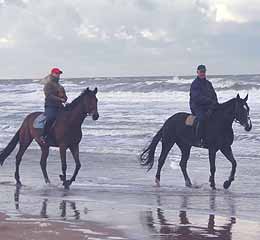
left=0, top=212, right=125, bottom=240
left=0, top=148, right=259, bottom=239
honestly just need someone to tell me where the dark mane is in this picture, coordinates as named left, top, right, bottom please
left=218, top=98, right=236, bottom=109
left=64, top=88, right=93, bottom=111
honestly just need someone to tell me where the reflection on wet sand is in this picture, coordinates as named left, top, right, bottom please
left=59, top=200, right=80, bottom=220
left=143, top=209, right=236, bottom=239
left=141, top=193, right=236, bottom=240
left=14, top=186, right=20, bottom=210
left=14, top=186, right=82, bottom=221
left=12, top=186, right=259, bottom=239
left=6, top=186, right=125, bottom=240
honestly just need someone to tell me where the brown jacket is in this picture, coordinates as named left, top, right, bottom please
left=43, top=75, right=67, bottom=108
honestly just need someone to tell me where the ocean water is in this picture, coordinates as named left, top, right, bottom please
left=0, top=74, right=259, bottom=155
left=0, top=75, right=260, bottom=239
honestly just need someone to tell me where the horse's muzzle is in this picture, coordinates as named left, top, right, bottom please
left=92, top=113, right=99, bottom=121
left=244, top=117, right=252, bottom=131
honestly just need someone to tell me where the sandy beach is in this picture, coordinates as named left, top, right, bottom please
left=0, top=212, right=126, bottom=240
left=0, top=148, right=259, bottom=240
left=1, top=211, right=85, bottom=240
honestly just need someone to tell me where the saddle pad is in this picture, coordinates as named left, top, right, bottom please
left=185, top=115, right=196, bottom=126
left=33, top=113, right=47, bottom=129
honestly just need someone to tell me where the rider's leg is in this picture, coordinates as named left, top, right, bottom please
left=43, top=118, right=55, bottom=138
left=40, top=106, right=59, bottom=144
left=195, top=112, right=206, bottom=145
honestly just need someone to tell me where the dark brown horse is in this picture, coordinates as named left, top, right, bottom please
left=0, top=87, right=99, bottom=189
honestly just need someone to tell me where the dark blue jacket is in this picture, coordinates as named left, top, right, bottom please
left=189, top=77, right=218, bottom=117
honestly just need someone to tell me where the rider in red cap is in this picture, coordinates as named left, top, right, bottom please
left=40, top=67, right=67, bottom=145
left=51, top=68, right=63, bottom=75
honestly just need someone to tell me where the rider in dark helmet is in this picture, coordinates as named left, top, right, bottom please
left=189, top=65, right=218, bottom=146
left=39, top=68, right=67, bottom=145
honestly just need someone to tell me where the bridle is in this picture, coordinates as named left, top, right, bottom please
left=81, top=94, right=98, bottom=118
left=234, top=100, right=251, bottom=126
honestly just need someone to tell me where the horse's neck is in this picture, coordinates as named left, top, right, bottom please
left=216, top=100, right=236, bottom=125
left=66, top=103, right=86, bottom=127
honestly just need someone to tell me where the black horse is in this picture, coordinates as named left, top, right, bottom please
left=140, top=94, right=252, bottom=190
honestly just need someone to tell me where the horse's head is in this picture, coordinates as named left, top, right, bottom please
left=234, top=94, right=252, bottom=131
left=82, top=87, right=99, bottom=120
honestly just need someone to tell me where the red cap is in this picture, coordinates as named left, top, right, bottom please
left=51, top=68, right=63, bottom=74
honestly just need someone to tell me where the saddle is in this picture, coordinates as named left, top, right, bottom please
left=185, top=114, right=208, bottom=148
left=33, top=113, right=57, bottom=145
left=33, top=113, right=47, bottom=129
left=185, top=115, right=197, bottom=127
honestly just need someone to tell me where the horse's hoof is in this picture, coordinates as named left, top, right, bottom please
left=185, top=180, right=192, bottom=188
left=63, top=180, right=71, bottom=190
left=45, top=179, right=51, bottom=184
left=59, top=175, right=65, bottom=181
left=210, top=183, right=216, bottom=190
left=155, top=178, right=160, bottom=187
left=223, top=180, right=231, bottom=189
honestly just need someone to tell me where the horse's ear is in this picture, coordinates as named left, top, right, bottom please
left=244, top=94, right=248, bottom=102
left=236, top=94, right=240, bottom=99
left=94, top=87, right=98, bottom=95
left=86, top=87, right=90, bottom=93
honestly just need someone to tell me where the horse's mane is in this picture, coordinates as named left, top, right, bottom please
left=211, top=98, right=238, bottom=122
left=217, top=98, right=236, bottom=109
left=64, top=88, right=94, bottom=111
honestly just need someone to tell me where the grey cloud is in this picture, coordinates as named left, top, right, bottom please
left=0, top=0, right=259, bottom=78
left=1, top=0, right=27, bottom=7
left=133, top=0, right=158, bottom=11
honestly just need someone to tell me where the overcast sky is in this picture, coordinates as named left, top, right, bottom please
left=0, top=0, right=259, bottom=78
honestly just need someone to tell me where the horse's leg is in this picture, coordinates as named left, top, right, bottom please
left=155, top=139, right=174, bottom=187
left=15, top=130, right=32, bottom=186
left=68, top=144, right=81, bottom=186
left=40, top=146, right=51, bottom=184
left=177, top=143, right=192, bottom=187
left=220, top=146, right=237, bottom=189
left=59, top=145, right=69, bottom=189
left=208, top=148, right=217, bottom=190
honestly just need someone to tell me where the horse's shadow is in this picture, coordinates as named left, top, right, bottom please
left=140, top=193, right=236, bottom=240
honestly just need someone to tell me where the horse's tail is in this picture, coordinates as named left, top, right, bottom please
left=140, top=127, right=163, bottom=171
left=0, top=129, right=20, bottom=166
